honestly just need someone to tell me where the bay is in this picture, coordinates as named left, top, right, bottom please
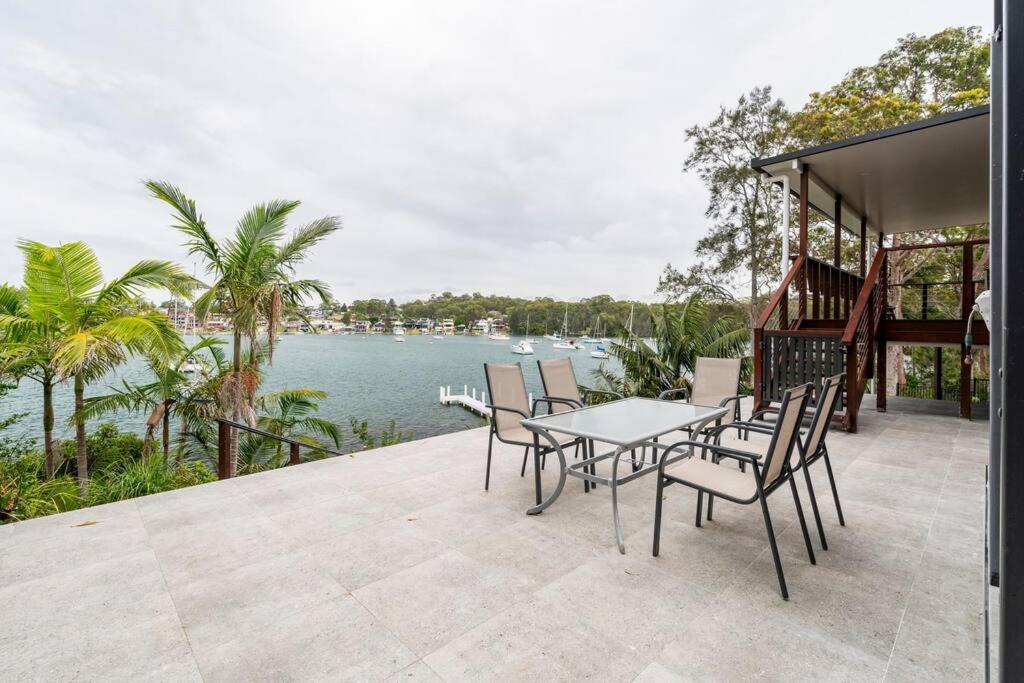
left=0, top=334, right=618, bottom=451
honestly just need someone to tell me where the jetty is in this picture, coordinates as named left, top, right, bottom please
left=439, top=385, right=533, bottom=420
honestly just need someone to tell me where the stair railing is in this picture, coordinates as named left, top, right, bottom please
left=840, top=248, right=888, bottom=431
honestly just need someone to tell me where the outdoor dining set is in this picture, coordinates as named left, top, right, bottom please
left=482, top=357, right=846, bottom=600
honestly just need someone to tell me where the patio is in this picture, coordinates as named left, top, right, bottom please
left=0, top=398, right=987, bottom=681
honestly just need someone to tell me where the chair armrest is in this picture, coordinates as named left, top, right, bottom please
left=486, top=404, right=531, bottom=421
left=582, top=387, right=624, bottom=402
left=658, top=387, right=690, bottom=401
left=533, top=396, right=582, bottom=415
left=655, top=439, right=762, bottom=475
left=710, top=421, right=774, bottom=438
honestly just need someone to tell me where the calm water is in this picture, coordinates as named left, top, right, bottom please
left=0, top=335, right=618, bottom=450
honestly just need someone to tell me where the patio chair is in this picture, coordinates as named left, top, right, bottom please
left=536, top=357, right=624, bottom=412
left=652, top=382, right=817, bottom=600
left=730, top=375, right=846, bottom=549
left=656, top=357, right=744, bottom=428
left=537, top=358, right=624, bottom=485
left=483, top=362, right=583, bottom=497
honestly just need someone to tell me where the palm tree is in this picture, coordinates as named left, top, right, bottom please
left=593, top=295, right=750, bottom=398
left=0, top=285, right=61, bottom=477
left=145, top=180, right=341, bottom=476
left=78, top=337, right=227, bottom=462
left=5, top=241, right=193, bottom=494
left=236, top=389, right=341, bottom=473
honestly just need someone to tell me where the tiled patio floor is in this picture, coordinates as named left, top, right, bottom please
left=0, top=399, right=988, bottom=681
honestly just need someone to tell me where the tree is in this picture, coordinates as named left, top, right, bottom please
left=592, top=295, right=749, bottom=398
left=658, top=87, right=789, bottom=327
left=0, top=285, right=61, bottom=477
left=78, top=337, right=227, bottom=462
left=236, top=389, right=341, bottom=472
left=2, top=241, right=191, bottom=493
left=789, top=27, right=989, bottom=147
left=146, top=180, right=341, bottom=476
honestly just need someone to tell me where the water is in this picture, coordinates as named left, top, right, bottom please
left=0, top=335, right=618, bottom=450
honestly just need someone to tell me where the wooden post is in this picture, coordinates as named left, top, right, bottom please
left=845, top=342, right=858, bottom=432
left=934, top=347, right=943, bottom=400
left=217, top=420, right=231, bottom=480
left=289, top=441, right=300, bottom=466
left=960, top=242, right=974, bottom=419
left=859, top=217, right=867, bottom=277
left=799, top=168, right=809, bottom=319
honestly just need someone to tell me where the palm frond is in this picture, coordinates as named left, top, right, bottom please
left=145, top=180, right=222, bottom=271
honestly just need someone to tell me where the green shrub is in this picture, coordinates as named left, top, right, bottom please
left=0, top=453, right=80, bottom=523
left=59, top=422, right=145, bottom=477
left=87, top=456, right=217, bottom=506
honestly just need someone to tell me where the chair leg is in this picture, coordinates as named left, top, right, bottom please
left=695, top=491, right=704, bottom=528
left=823, top=448, right=846, bottom=526
left=485, top=433, right=494, bottom=490
left=800, top=464, right=828, bottom=551
left=653, top=476, right=665, bottom=556
left=520, top=446, right=529, bottom=478
left=788, top=476, right=817, bottom=566
left=757, top=494, right=789, bottom=600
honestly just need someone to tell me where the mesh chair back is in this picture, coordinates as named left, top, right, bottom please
left=484, top=363, right=530, bottom=439
left=691, top=357, right=742, bottom=422
left=537, top=358, right=582, bottom=413
left=803, top=374, right=844, bottom=458
left=761, top=383, right=812, bottom=487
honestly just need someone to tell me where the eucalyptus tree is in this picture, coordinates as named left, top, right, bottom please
left=146, top=180, right=341, bottom=476
left=4, top=241, right=192, bottom=493
left=593, top=295, right=749, bottom=398
left=78, top=337, right=227, bottom=461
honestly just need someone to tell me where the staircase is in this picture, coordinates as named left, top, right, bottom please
left=754, top=239, right=989, bottom=431
left=754, top=254, right=879, bottom=432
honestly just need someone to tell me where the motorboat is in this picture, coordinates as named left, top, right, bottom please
left=590, top=345, right=610, bottom=359
left=543, top=334, right=562, bottom=341
left=180, top=357, right=199, bottom=373
left=432, top=334, right=444, bottom=340
left=488, top=333, right=511, bottom=341
left=553, top=339, right=583, bottom=351
left=511, top=341, right=535, bottom=355
left=394, top=336, right=406, bottom=342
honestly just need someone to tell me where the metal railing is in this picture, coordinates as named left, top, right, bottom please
left=215, top=418, right=345, bottom=480
left=895, top=378, right=990, bottom=403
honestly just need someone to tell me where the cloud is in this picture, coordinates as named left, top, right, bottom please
left=0, top=0, right=989, bottom=303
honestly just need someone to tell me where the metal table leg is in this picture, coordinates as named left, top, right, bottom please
left=610, top=445, right=627, bottom=554
left=526, top=428, right=567, bottom=515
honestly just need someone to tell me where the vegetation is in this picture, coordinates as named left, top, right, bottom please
left=591, top=295, right=750, bottom=398
left=343, top=292, right=696, bottom=338
left=0, top=241, right=194, bottom=494
left=146, top=180, right=342, bottom=476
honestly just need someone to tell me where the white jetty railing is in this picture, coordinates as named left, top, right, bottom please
left=438, top=384, right=532, bottom=420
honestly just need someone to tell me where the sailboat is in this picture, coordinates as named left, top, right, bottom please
left=523, top=313, right=539, bottom=344
left=590, top=344, right=609, bottom=360
left=393, top=323, right=406, bottom=342
left=551, top=303, right=576, bottom=348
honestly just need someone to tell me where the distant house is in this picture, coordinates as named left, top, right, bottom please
left=441, top=319, right=455, bottom=335
left=204, top=314, right=229, bottom=331
left=372, top=321, right=386, bottom=334
left=472, top=319, right=490, bottom=335
left=353, top=320, right=371, bottom=333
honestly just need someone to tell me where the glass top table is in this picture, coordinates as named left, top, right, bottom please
left=521, top=397, right=728, bottom=553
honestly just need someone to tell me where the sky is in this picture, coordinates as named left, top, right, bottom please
left=0, top=1, right=990, bottom=305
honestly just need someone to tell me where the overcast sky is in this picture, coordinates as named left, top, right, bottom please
left=0, top=1, right=990, bottom=304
